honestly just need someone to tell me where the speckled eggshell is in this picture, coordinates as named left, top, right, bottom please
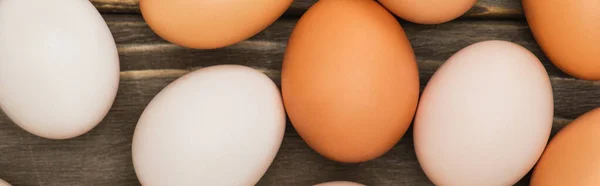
left=414, top=40, right=554, bottom=185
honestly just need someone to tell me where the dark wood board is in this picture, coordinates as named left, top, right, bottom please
left=90, top=0, right=524, bottom=19
left=0, top=72, right=578, bottom=186
left=104, top=15, right=599, bottom=120
left=0, top=2, right=598, bottom=186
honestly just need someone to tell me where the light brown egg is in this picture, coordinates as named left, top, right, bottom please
left=378, top=0, right=477, bottom=24
left=140, top=0, right=292, bottom=49
left=282, top=0, right=419, bottom=163
left=523, top=0, right=600, bottom=80
left=531, top=108, right=600, bottom=186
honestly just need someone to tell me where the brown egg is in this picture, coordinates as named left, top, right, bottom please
left=282, top=0, right=420, bottom=163
left=530, top=108, right=600, bottom=186
left=378, top=0, right=477, bottom=24
left=523, top=0, right=600, bottom=80
left=140, top=0, right=292, bottom=49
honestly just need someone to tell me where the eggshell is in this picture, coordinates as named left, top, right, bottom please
left=314, top=181, right=366, bottom=186
left=0, top=0, right=119, bottom=139
left=378, top=0, right=477, bottom=24
left=132, top=65, right=285, bottom=186
left=282, top=0, right=420, bottom=163
left=0, top=179, right=10, bottom=186
left=530, top=108, right=600, bottom=186
left=140, top=0, right=292, bottom=49
left=414, top=40, right=553, bottom=185
left=523, top=0, right=600, bottom=80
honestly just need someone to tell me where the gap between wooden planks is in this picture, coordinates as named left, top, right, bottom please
left=101, top=14, right=600, bottom=120
left=105, top=15, right=558, bottom=75
left=91, top=0, right=524, bottom=19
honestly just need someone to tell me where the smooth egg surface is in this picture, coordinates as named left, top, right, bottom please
left=523, top=0, right=600, bottom=80
left=132, top=65, right=285, bottom=186
left=378, top=0, right=477, bottom=24
left=414, top=40, right=553, bottom=185
left=282, top=0, right=420, bottom=163
left=0, top=179, right=10, bottom=186
left=531, top=108, right=600, bottom=186
left=140, top=0, right=293, bottom=49
left=314, top=181, right=366, bottom=186
left=0, top=0, right=120, bottom=139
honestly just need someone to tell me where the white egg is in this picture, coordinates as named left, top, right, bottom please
left=0, top=179, right=10, bottom=186
left=132, top=65, right=285, bottom=186
left=414, top=41, right=553, bottom=185
left=0, top=0, right=119, bottom=139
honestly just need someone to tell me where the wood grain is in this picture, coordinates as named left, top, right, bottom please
left=463, top=0, right=523, bottom=19
left=91, top=0, right=523, bottom=19
left=0, top=71, right=576, bottom=186
left=0, top=7, right=597, bottom=186
left=106, top=16, right=550, bottom=73
left=103, top=15, right=599, bottom=119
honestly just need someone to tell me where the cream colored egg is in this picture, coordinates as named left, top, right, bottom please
left=414, top=40, right=553, bottom=185
left=0, top=0, right=119, bottom=139
left=0, top=179, right=10, bottom=186
left=132, top=65, right=285, bottom=186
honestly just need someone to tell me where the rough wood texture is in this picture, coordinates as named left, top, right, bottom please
left=463, top=0, right=522, bottom=19
left=0, top=3, right=597, bottom=186
left=105, top=15, right=599, bottom=119
left=0, top=71, right=579, bottom=186
left=91, top=0, right=524, bottom=19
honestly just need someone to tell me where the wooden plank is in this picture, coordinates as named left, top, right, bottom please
left=463, top=0, right=523, bottom=19
left=0, top=71, right=576, bottom=185
left=103, top=15, right=599, bottom=119
left=1, top=10, right=597, bottom=186
left=105, top=15, right=550, bottom=73
left=91, top=0, right=523, bottom=19
left=91, top=0, right=139, bottom=13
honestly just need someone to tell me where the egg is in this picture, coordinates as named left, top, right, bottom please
left=132, top=65, right=285, bottom=185
left=523, top=0, right=600, bottom=80
left=0, top=0, right=119, bottom=139
left=414, top=41, right=553, bottom=185
left=0, top=179, right=10, bottom=186
left=282, top=0, right=420, bottom=163
left=530, top=108, right=600, bottom=186
left=140, top=0, right=292, bottom=49
left=314, top=181, right=366, bottom=186
left=378, top=0, right=477, bottom=24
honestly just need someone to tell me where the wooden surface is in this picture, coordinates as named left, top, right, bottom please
left=90, top=0, right=524, bottom=19
left=1, top=1, right=599, bottom=186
